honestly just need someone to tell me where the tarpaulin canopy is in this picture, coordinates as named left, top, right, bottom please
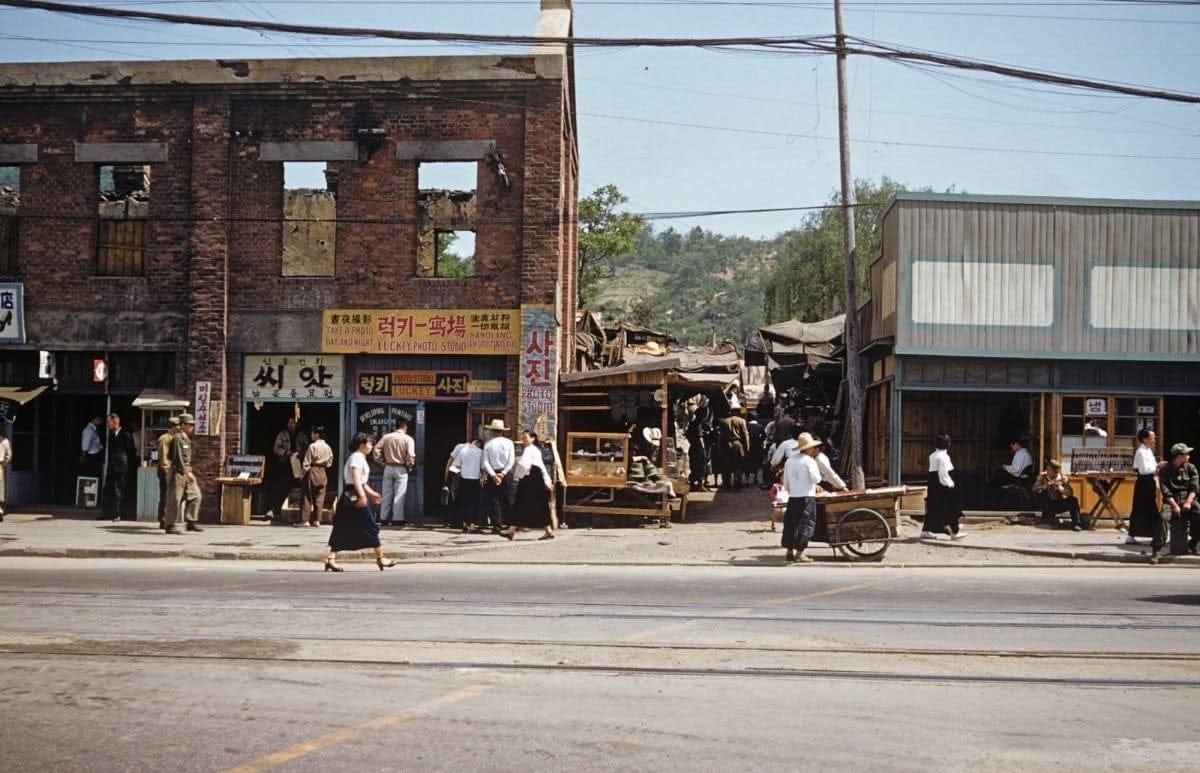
left=131, top=389, right=190, bottom=410
left=0, top=385, right=48, bottom=422
left=758, top=314, right=845, bottom=346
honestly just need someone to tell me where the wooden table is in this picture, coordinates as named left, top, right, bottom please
left=1075, top=472, right=1135, bottom=531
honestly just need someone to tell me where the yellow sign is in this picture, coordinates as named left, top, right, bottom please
left=322, top=309, right=521, bottom=355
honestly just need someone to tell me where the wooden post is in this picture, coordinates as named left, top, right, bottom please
left=834, top=0, right=865, bottom=489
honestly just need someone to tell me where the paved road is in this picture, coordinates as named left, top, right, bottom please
left=1, top=559, right=1197, bottom=771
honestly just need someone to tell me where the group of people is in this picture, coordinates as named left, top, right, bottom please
left=79, top=412, right=143, bottom=524
left=442, top=419, right=556, bottom=542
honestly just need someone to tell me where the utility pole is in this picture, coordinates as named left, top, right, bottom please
left=834, top=0, right=864, bottom=489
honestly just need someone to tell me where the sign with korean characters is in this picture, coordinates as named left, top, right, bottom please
left=356, top=371, right=471, bottom=401
left=1084, top=398, right=1107, bottom=417
left=0, top=283, right=26, bottom=344
left=194, top=381, right=212, bottom=435
left=519, top=304, right=558, bottom=439
left=321, top=309, right=520, bottom=355
left=244, top=355, right=344, bottom=402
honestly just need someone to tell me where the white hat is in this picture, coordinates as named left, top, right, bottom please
left=642, top=427, right=663, bottom=445
left=796, top=432, right=823, bottom=452
left=486, top=418, right=510, bottom=432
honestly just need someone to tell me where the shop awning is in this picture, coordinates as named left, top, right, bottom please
left=672, top=371, right=739, bottom=390
left=0, top=385, right=48, bottom=422
left=131, top=389, right=190, bottom=410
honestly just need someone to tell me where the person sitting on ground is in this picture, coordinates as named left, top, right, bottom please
left=1032, top=459, right=1084, bottom=531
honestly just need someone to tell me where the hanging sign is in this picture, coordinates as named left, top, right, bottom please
left=194, top=381, right=212, bottom=435
left=0, top=283, right=26, bottom=344
left=321, top=309, right=520, bottom=355
left=519, top=304, right=558, bottom=439
left=356, top=370, right=471, bottom=401
left=1084, top=398, right=1106, bottom=417
left=244, top=355, right=344, bottom=401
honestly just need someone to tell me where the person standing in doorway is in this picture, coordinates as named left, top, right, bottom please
left=923, top=434, right=966, bottom=540
left=155, top=417, right=179, bottom=526
left=163, top=413, right=202, bottom=534
left=299, top=426, right=333, bottom=527
left=373, top=418, right=415, bottom=527
left=268, top=416, right=302, bottom=522
left=780, top=432, right=823, bottom=563
left=80, top=414, right=104, bottom=478
left=100, top=413, right=138, bottom=522
left=1126, top=429, right=1160, bottom=546
left=481, top=419, right=516, bottom=536
left=0, top=427, right=11, bottom=521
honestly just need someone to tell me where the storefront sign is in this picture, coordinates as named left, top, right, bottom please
left=244, top=355, right=344, bottom=401
left=0, top=283, right=26, bottom=344
left=194, top=381, right=212, bottom=435
left=470, top=379, right=503, bottom=394
left=1084, top=398, right=1106, bottom=417
left=355, top=403, right=416, bottom=440
left=519, top=305, right=558, bottom=438
left=356, top=370, right=471, bottom=401
left=321, top=309, right=520, bottom=355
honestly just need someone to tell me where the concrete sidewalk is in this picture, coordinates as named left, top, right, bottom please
left=1, top=489, right=1197, bottom=567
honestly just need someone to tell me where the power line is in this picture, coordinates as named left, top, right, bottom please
left=2, top=0, right=1199, bottom=106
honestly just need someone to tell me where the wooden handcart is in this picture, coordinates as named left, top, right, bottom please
left=812, top=486, right=907, bottom=561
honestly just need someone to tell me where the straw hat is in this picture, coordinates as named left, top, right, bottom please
left=485, top=418, right=510, bottom=432
left=796, top=432, right=823, bottom=452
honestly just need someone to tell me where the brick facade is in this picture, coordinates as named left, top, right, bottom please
left=0, top=8, right=578, bottom=513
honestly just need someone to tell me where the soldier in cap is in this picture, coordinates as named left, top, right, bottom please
left=156, top=416, right=181, bottom=526
left=163, top=413, right=202, bottom=534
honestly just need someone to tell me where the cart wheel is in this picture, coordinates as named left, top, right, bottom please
left=835, top=508, right=891, bottom=561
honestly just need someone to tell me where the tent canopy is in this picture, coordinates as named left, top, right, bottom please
left=132, top=389, right=190, bottom=410
left=758, top=314, right=845, bottom=346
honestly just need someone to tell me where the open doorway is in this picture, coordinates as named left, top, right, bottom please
left=422, top=401, right=468, bottom=522
left=244, top=402, right=342, bottom=515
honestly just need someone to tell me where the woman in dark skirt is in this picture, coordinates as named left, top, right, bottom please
left=1126, top=428, right=1160, bottom=545
left=325, top=432, right=397, bottom=572
left=501, top=430, right=555, bottom=541
left=923, top=434, right=966, bottom=540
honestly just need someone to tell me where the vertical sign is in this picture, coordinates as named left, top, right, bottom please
left=194, top=381, right=212, bottom=436
left=0, top=283, right=25, bottom=344
left=519, top=305, right=558, bottom=439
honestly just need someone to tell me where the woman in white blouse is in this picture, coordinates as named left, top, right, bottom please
left=923, top=434, right=966, bottom=540
left=325, top=432, right=397, bottom=571
left=500, top=430, right=555, bottom=540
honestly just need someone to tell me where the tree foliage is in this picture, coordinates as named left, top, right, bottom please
left=763, top=178, right=904, bottom=323
left=578, top=184, right=644, bottom=306
left=435, top=232, right=475, bottom=278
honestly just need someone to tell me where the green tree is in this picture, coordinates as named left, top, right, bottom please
left=578, top=184, right=644, bottom=307
left=436, top=232, right=475, bottom=278
left=763, top=177, right=904, bottom=323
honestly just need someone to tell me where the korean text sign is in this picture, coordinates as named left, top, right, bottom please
left=321, top=310, right=520, bottom=355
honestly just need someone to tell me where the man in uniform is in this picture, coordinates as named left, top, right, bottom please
left=164, top=413, right=202, bottom=534
left=156, top=417, right=179, bottom=526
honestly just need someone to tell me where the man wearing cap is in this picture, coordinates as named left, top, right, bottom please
left=1033, top=459, right=1084, bottom=531
left=781, top=432, right=824, bottom=563
left=481, top=419, right=516, bottom=535
left=1156, top=443, right=1199, bottom=562
left=164, top=413, right=202, bottom=534
left=373, top=417, right=415, bottom=527
left=155, top=417, right=180, bottom=526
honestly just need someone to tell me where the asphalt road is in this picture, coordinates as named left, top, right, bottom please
left=1, top=558, right=1198, bottom=771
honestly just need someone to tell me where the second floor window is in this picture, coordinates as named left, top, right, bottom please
left=0, top=165, right=17, bottom=275
left=96, top=164, right=150, bottom=277
left=282, top=161, right=336, bottom=277
left=417, top=161, right=477, bottom=278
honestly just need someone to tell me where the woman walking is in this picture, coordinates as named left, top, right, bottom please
left=923, top=434, right=966, bottom=540
left=500, top=430, right=555, bottom=541
left=324, top=432, right=397, bottom=572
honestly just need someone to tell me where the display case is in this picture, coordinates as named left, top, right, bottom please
left=565, top=432, right=629, bottom=487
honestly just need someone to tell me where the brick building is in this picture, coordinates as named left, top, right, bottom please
left=0, top=0, right=578, bottom=518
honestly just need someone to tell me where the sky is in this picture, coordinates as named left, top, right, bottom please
left=0, top=0, right=1197, bottom=239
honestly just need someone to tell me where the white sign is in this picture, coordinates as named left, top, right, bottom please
left=194, top=381, right=212, bottom=435
left=0, top=283, right=25, bottom=344
left=243, top=355, right=344, bottom=401
left=1085, top=398, right=1106, bottom=417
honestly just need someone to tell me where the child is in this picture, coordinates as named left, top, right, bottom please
left=768, top=479, right=788, bottom=532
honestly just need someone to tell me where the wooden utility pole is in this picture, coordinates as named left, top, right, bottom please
left=834, top=0, right=864, bottom=489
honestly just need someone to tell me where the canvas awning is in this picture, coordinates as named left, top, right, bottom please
left=132, top=389, right=190, bottom=410
left=0, top=385, right=48, bottom=422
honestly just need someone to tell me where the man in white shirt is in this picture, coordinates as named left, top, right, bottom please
left=781, top=433, right=824, bottom=563
left=80, top=414, right=104, bottom=478
left=1002, top=439, right=1033, bottom=480
left=451, top=439, right=484, bottom=532
left=481, top=419, right=516, bottom=535
left=373, top=418, right=416, bottom=527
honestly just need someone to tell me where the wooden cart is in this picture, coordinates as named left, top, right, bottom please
left=812, top=486, right=907, bottom=561
left=561, top=431, right=679, bottom=527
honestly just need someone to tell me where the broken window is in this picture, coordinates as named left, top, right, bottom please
left=282, top=161, right=336, bottom=277
left=96, top=164, right=150, bottom=277
left=0, top=166, right=18, bottom=275
left=417, top=162, right=477, bottom=277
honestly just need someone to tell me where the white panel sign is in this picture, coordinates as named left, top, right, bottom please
left=911, top=261, right=1054, bottom=327
left=243, top=354, right=344, bottom=401
left=0, top=282, right=26, bottom=344
left=1089, top=267, right=1200, bottom=330
left=194, top=381, right=212, bottom=435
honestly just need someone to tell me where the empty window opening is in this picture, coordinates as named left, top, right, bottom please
left=419, top=161, right=477, bottom=193
left=417, top=162, right=478, bottom=278
left=435, top=230, right=476, bottom=278
left=96, top=164, right=150, bottom=277
left=282, top=161, right=336, bottom=277
left=0, top=166, right=17, bottom=275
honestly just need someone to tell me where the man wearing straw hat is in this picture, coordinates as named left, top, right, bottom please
left=781, top=432, right=824, bottom=563
left=481, top=418, right=517, bottom=536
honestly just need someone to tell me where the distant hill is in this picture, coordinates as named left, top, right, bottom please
left=592, top=225, right=777, bottom=346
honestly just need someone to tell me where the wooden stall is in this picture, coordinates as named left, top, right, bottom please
left=1069, top=446, right=1139, bottom=530
left=215, top=454, right=265, bottom=525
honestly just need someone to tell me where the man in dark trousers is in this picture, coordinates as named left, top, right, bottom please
left=100, top=413, right=138, bottom=521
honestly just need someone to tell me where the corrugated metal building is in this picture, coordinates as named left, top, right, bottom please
left=863, top=193, right=1200, bottom=507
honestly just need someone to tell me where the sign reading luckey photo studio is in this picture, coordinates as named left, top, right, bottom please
left=243, top=355, right=345, bottom=401
left=321, top=309, right=521, bottom=355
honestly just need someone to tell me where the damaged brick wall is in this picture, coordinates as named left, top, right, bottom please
left=282, top=188, right=336, bottom=276
left=416, top=188, right=477, bottom=276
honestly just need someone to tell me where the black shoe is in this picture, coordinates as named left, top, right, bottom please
left=186, top=522, right=203, bottom=532
left=164, top=527, right=182, bottom=535
left=786, top=548, right=796, bottom=563
left=462, top=525, right=470, bottom=533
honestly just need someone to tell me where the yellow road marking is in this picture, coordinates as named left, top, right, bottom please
left=226, top=683, right=490, bottom=773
